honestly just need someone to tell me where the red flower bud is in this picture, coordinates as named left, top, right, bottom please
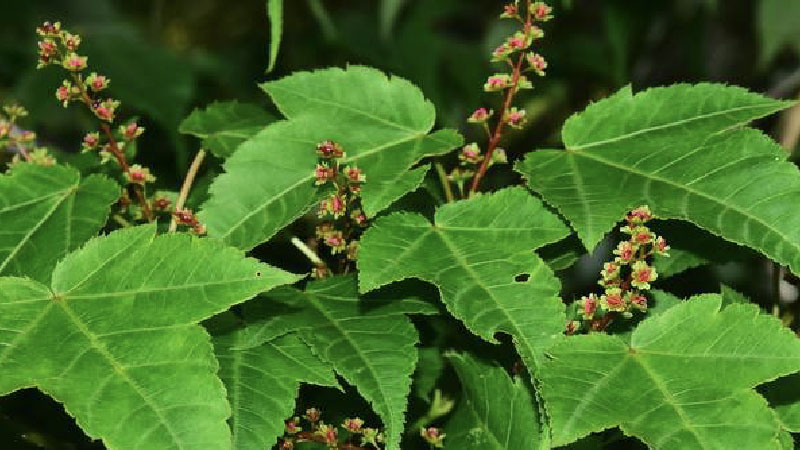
left=468, top=107, right=492, bottom=123
left=316, top=140, right=345, bottom=159
left=82, top=132, right=100, bottom=151
left=532, top=2, right=554, bottom=21
left=527, top=52, right=548, bottom=76
left=36, top=21, right=61, bottom=36
left=63, top=53, right=87, bottom=71
left=153, top=197, right=171, bottom=211
left=122, top=122, right=144, bottom=140
left=344, top=166, right=366, bottom=183
left=501, top=4, right=518, bottom=18
left=342, top=417, right=364, bottom=433
left=305, top=408, right=321, bottom=423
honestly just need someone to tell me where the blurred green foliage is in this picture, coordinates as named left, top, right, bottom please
left=2, top=0, right=800, bottom=448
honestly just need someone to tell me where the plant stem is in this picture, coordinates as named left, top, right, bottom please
left=112, top=214, right=132, bottom=228
left=290, top=236, right=325, bottom=267
left=169, top=149, right=206, bottom=232
left=291, top=431, right=368, bottom=449
left=434, top=161, right=455, bottom=202
left=469, top=0, right=533, bottom=195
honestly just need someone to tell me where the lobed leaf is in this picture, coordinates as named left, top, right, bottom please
left=444, top=352, right=545, bottom=450
left=516, top=84, right=800, bottom=274
left=0, top=163, right=119, bottom=283
left=540, top=295, right=800, bottom=448
left=358, top=187, right=571, bottom=375
left=200, top=65, right=462, bottom=250
left=179, top=101, right=274, bottom=158
left=0, top=225, right=299, bottom=449
left=239, top=275, right=429, bottom=450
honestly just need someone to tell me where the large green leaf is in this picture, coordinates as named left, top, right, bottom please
left=200, top=65, right=462, bottom=250
left=358, top=188, right=570, bottom=374
left=516, top=84, right=799, bottom=273
left=179, top=101, right=274, bottom=158
left=444, top=353, right=545, bottom=449
left=213, top=319, right=337, bottom=450
left=0, top=163, right=119, bottom=283
left=0, top=225, right=299, bottom=449
left=540, top=295, right=800, bottom=448
left=237, top=275, right=434, bottom=450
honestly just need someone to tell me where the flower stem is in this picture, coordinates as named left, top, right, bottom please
left=434, top=161, right=455, bottom=202
left=469, top=0, right=533, bottom=195
left=71, top=73, right=154, bottom=222
left=290, top=236, right=325, bottom=267
left=169, top=149, right=206, bottom=232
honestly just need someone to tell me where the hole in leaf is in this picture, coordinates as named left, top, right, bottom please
left=514, top=273, right=530, bottom=283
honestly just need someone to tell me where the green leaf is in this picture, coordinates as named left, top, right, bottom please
left=516, top=84, right=800, bottom=273
left=646, top=289, right=685, bottom=316
left=759, top=0, right=800, bottom=65
left=444, top=353, right=545, bottom=449
left=213, top=322, right=337, bottom=449
left=540, top=295, right=800, bottom=448
left=239, top=275, right=428, bottom=450
left=379, top=0, right=407, bottom=39
left=0, top=225, right=299, bottom=449
left=179, top=101, right=274, bottom=158
left=0, top=163, right=119, bottom=283
left=358, top=188, right=570, bottom=374
left=762, top=372, right=800, bottom=433
left=777, top=429, right=794, bottom=449
left=611, top=290, right=685, bottom=341
left=413, top=347, right=445, bottom=402
left=653, top=248, right=708, bottom=279
left=200, top=66, right=462, bottom=250
left=720, top=284, right=752, bottom=306
left=267, top=0, right=283, bottom=72
left=538, top=236, right=584, bottom=272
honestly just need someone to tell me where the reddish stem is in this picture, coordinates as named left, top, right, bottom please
left=469, top=0, right=533, bottom=194
left=290, top=431, right=369, bottom=449
left=591, top=313, right=617, bottom=332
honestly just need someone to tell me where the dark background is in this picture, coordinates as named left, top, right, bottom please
left=2, top=0, right=800, bottom=448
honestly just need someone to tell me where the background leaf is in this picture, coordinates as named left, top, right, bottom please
left=652, top=248, right=708, bottom=279
left=267, top=0, right=284, bottom=73
left=758, top=0, right=800, bottom=65
left=444, top=352, right=545, bottom=450
left=0, top=225, right=299, bottom=449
